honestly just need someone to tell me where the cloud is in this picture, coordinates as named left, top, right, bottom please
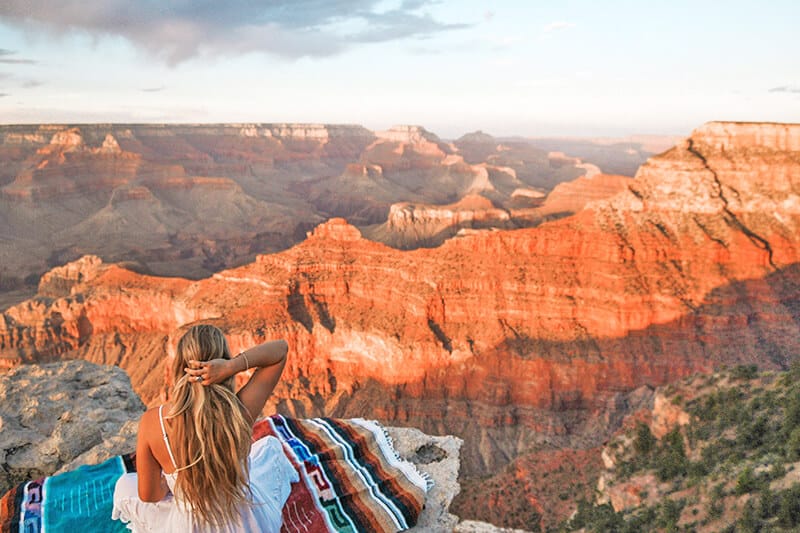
left=354, top=8, right=469, bottom=43
left=21, top=79, right=43, bottom=88
left=141, top=86, right=165, bottom=93
left=769, top=85, right=800, bottom=94
left=0, top=1, right=469, bottom=65
left=0, top=48, right=36, bottom=64
left=542, top=21, right=575, bottom=33
left=0, top=93, right=9, bottom=97
left=407, top=45, right=441, bottom=56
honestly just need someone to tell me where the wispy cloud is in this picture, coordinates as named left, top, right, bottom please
left=769, top=85, right=800, bottom=94
left=542, top=21, right=575, bottom=33
left=407, top=45, right=441, bottom=56
left=141, top=86, right=166, bottom=93
left=0, top=93, right=9, bottom=97
left=0, top=48, right=36, bottom=64
left=21, top=79, right=43, bottom=88
left=0, top=1, right=470, bottom=65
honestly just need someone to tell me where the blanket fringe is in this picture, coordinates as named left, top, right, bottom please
left=351, top=418, right=435, bottom=492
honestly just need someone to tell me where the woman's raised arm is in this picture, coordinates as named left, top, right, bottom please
left=185, top=339, right=288, bottom=423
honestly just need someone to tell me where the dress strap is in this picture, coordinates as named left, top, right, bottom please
left=158, top=405, right=179, bottom=471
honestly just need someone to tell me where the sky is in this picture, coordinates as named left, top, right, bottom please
left=0, top=0, right=798, bottom=138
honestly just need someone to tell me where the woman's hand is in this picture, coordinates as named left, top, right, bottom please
left=184, top=358, right=232, bottom=386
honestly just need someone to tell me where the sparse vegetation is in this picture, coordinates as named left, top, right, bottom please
left=560, top=366, right=800, bottom=532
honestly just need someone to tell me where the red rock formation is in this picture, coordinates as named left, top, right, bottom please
left=2, top=121, right=799, bottom=526
left=452, top=447, right=604, bottom=530
left=535, top=173, right=631, bottom=215
left=362, top=174, right=631, bottom=248
left=0, top=123, right=592, bottom=302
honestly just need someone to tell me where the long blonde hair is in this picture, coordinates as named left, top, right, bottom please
left=167, top=324, right=252, bottom=527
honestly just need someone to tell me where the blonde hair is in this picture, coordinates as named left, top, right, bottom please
left=167, top=324, right=252, bottom=527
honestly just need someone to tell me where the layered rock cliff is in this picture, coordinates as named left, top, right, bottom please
left=361, top=173, right=631, bottom=249
left=0, top=123, right=592, bottom=309
left=2, top=121, right=799, bottom=528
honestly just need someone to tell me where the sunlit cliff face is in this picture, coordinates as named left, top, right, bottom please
left=0, top=122, right=609, bottom=298
left=1, top=121, right=799, bottom=526
left=2, top=119, right=799, bottom=415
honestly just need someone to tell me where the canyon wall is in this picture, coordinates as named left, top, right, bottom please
left=2, top=121, right=799, bottom=527
left=0, top=123, right=596, bottom=311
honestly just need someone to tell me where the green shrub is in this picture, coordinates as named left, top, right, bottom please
left=633, top=422, right=656, bottom=456
left=655, top=429, right=688, bottom=481
left=767, top=462, right=786, bottom=481
left=785, top=427, right=800, bottom=461
left=565, top=500, right=623, bottom=532
left=737, top=416, right=768, bottom=450
left=782, top=391, right=800, bottom=434
left=732, top=364, right=759, bottom=380
left=735, top=466, right=760, bottom=495
left=778, top=484, right=800, bottom=528
left=758, top=487, right=778, bottom=519
left=736, top=500, right=762, bottom=533
left=656, top=498, right=685, bottom=532
left=706, top=497, right=724, bottom=520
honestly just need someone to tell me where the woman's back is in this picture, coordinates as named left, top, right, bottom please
left=113, top=325, right=294, bottom=532
left=113, top=433, right=298, bottom=532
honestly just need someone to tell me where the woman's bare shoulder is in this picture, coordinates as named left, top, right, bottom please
left=138, top=406, right=163, bottom=439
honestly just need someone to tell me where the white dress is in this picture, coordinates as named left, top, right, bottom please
left=112, top=406, right=299, bottom=533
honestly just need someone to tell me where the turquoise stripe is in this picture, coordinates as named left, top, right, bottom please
left=42, top=456, right=128, bottom=532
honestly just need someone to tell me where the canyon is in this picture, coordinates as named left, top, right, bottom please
left=0, top=123, right=638, bottom=311
left=1, top=121, right=799, bottom=529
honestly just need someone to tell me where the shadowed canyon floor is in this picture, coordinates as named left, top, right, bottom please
left=1, top=121, right=799, bottom=528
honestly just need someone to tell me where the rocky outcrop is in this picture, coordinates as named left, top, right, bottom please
left=387, top=426, right=464, bottom=532
left=363, top=195, right=515, bottom=248
left=375, top=125, right=443, bottom=145
left=535, top=173, right=630, bottom=215
left=690, top=121, right=800, bottom=151
left=37, top=254, right=105, bottom=298
left=0, top=360, right=145, bottom=494
left=363, top=174, right=631, bottom=249
left=0, top=361, right=477, bottom=532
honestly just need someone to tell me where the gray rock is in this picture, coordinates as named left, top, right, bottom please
left=454, top=520, right=532, bottom=533
left=387, top=426, right=463, bottom=532
left=0, top=360, right=146, bottom=493
left=57, top=419, right=139, bottom=473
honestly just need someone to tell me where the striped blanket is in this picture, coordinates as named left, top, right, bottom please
left=0, top=415, right=430, bottom=533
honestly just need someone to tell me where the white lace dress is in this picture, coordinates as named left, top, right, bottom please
left=112, top=406, right=299, bottom=532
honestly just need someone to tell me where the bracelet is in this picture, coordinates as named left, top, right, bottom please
left=239, top=351, right=249, bottom=371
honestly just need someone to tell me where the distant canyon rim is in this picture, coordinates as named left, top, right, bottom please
left=1, top=121, right=798, bottom=529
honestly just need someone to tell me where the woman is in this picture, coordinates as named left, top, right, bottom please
left=112, top=324, right=298, bottom=532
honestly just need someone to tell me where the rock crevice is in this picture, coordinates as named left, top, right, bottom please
left=686, top=138, right=776, bottom=268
